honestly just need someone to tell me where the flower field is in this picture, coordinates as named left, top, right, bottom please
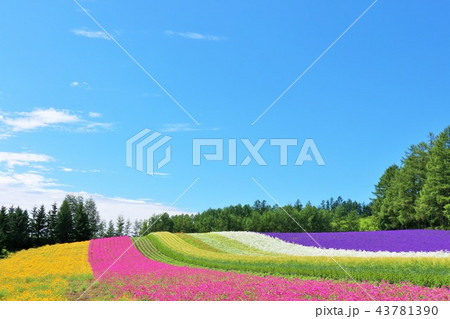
left=142, top=232, right=450, bottom=287
left=1, top=230, right=449, bottom=300
left=263, top=230, right=450, bottom=253
left=217, top=231, right=450, bottom=257
left=0, top=241, right=92, bottom=300
left=89, top=236, right=450, bottom=301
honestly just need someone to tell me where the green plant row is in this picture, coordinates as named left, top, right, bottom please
left=132, top=237, right=195, bottom=266
left=141, top=233, right=450, bottom=287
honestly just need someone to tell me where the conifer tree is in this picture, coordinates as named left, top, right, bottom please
left=115, top=215, right=125, bottom=236
left=85, top=198, right=100, bottom=238
left=31, top=205, right=48, bottom=246
left=417, top=126, right=450, bottom=229
left=105, top=220, right=115, bottom=237
left=74, top=200, right=91, bottom=241
left=47, top=203, right=58, bottom=244
left=56, top=199, right=74, bottom=243
left=7, top=206, right=30, bottom=250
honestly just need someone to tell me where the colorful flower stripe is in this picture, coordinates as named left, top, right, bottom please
left=263, top=230, right=450, bottom=252
left=218, top=231, right=450, bottom=257
left=89, top=236, right=450, bottom=301
left=0, top=241, right=92, bottom=300
left=188, top=233, right=280, bottom=256
left=148, top=232, right=450, bottom=286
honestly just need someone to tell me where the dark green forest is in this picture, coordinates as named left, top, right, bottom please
left=1, top=126, right=448, bottom=256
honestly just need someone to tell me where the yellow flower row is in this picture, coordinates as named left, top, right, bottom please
left=154, top=232, right=450, bottom=265
left=0, top=241, right=92, bottom=301
left=147, top=232, right=450, bottom=286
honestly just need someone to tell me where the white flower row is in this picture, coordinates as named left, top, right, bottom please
left=190, top=233, right=278, bottom=256
left=215, top=231, right=450, bottom=258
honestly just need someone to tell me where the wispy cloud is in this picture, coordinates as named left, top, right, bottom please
left=71, top=28, right=110, bottom=40
left=0, top=152, right=53, bottom=169
left=164, top=30, right=225, bottom=41
left=61, top=167, right=100, bottom=174
left=0, top=168, right=190, bottom=220
left=70, top=81, right=90, bottom=89
left=0, top=152, right=184, bottom=219
left=0, top=171, right=59, bottom=188
left=88, top=111, right=102, bottom=118
left=0, top=108, right=79, bottom=132
left=0, top=108, right=112, bottom=137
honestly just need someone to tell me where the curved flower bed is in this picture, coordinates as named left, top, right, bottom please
left=263, top=230, right=450, bottom=253
left=88, top=236, right=450, bottom=301
left=217, top=231, right=450, bottom=258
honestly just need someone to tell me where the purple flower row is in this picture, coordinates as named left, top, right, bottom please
left=262, top=230, right=450, bottom=252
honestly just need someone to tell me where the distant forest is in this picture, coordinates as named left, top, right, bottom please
left=1, top=126, right=448, bottom=255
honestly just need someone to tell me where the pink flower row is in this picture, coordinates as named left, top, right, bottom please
left=88, top=237, right=450, bottom=301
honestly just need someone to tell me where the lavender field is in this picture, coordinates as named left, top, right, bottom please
left=263, top=230, right=450, bottom=252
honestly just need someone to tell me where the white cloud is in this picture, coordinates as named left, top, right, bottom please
left=0, top=153, right=190, bottom=220
left=71, top=29, right=110, bottom=40
left=0, top=152, right=54, bottom=168
left=0, top=132, right=12, bottom=140
left=70, top=81, right=89, bottom=88
left=0, top=174, right=192, bottom=221
left=0, top=108, right=79, bottom=132
left=60, top=167, right=100, bottom=173
left=88, top=112, right=102, bottom=118
left=164, top=30, right=225, bottom=41
left=0, top=108, right=112, bottom=137
left=0, top=172, right=59, bottom=188
left=76, top=121, right=112, bottom=133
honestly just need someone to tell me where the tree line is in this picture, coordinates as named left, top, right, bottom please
left=1, top=126, right=448, bottom=254
left=0, top=195, right=142, bottom=256
left=137, top=198, right=371, bottom=235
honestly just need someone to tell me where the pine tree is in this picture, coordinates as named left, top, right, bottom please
left=115, top=215, right=125, bottom=236
left=417, top=126, right=450, bottom=229
left=47, top=203, right=58, bottom=244
left=6, top=206, right=30, bottom=251
left=132, top=220, right=142, bottom=237
left=65, top=195, right=81, bottom=214
left=85, top=198, right=100, bottom=238
left=124, top=218, right=131, bottom=236
left=372, top=165, right=400, bottom=213
left=73, top=200, right=91, bottom=241
left=372, top=164, right=400, bottom=229
left=398, top=142, right=430, bottom=228
left=56, top=199, right=74, bottom=243
left=31, top=205, right=48, bottom=246
left=97, top=220, right=106, bottom=238
left=379, top=143, right=429, bottom=229
left=105, top=220, right=115, bottom=237
left=0, top=206, right=7, bottom=255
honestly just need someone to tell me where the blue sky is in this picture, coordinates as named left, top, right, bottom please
left=0, top=0, right=449, bottom=220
